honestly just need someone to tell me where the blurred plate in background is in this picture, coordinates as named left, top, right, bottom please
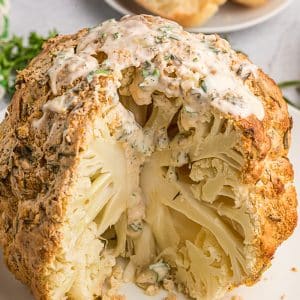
left=104, top=0, right=291, bottom=33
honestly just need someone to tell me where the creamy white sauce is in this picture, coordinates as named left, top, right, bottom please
left=78, top=15, right=263, bottom=120
left=48, top=48, right=75, bottom=95
left=43, top=94, right=76, bottom=113
left=48, top=49, right=98, bottom=95
left=46, top=15, right=264, bottom=121
left=33, top=93, right=78, bottom=128
left=205, top=72, right=264, bottom=120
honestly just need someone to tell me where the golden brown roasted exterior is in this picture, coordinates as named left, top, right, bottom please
left=0, top=15, right=297, bottom=300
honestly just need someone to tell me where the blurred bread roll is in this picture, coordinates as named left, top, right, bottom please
left=231, top=0, right=267, bottom=6
left=134, top=0, right=226, bottom=27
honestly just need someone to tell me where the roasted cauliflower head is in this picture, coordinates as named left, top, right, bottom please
left=0, top=15, right=297, bottom=300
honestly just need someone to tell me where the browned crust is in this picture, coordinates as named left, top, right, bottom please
left=235, top=63, right=297, bottom=281
left=0, top=17, right=297, bottom=299
left=0, top=30, right=105, bottom=299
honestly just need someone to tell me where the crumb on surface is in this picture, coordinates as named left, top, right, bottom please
left=176, top=283, right=188, bottom=295
left=164, top=292, right=177, bottom=300
left=231, top=296, right=243, bottom=300
left=145, top=285, right=160, bottom=296
left=280, top=294, right=286, bottom=300
left=105, top=265, right=124, bottom=298
left=163, top=278, right=175, bottom=292
left=102, top=294, right=125, bottom=300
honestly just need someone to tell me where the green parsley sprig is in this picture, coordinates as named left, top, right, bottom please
left=0, top=30, right=57, bottom=99
left=278, top=80, right=300, bottom=89
left=278, top=80, right=300, bottom=109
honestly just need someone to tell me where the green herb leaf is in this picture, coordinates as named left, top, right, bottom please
left=87, top=68, right=111, bottom=83
left=152, top=68, right=160, bottom=77
left=278, top=80, right=300, bottom=89
left=100, top=32, right=107, bottom=39
left=95, top=68, right=111, bottom=75
left=209, top=46, right=220, bottom=54
left=199, top=79, right=208, bottom=93
left=158, top=25, right=174, bottom=32
left=112, top=32, right=120, bottom=39
left=278, top=80, right=300, bottom=109
left=142, top=67, right=160, bottom=78
left=0, top=30, right=58, bottom=99
left=0, top=16, right=9, bottom=39
left=169, top=35, right=181, bottom=41
left=128, top=221, right=143, bottom=232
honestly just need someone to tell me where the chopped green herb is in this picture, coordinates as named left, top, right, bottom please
left=155, top=26, right=180, bottom=44
left=142, top=69, right=149, bottom=78
left=86, top=72, right=94, bottom=83
left=95, top=68, right=111, bottom=75
left=158, top=25, right=174, bottom=32
left=169, top=35, right=181, bottom=41
left=0, top=30, right=58, bottom=99
left=209, top=46, right=220, bottom=54
left=164, top=54, right=180, bottom=62
left=199, top=79, right=208, bottom=93
left=144, top=60, right=151, bottom=68
left=128, top=221, right=143, bottom=232
left=112, top=32, right=120, bottom=39
left=155, top=35, right=168, bottom=44
left=193, top=57, right=198, bottom=62
left=100, top=32, right=107, bottom=39
left=152, top=68, right=160, bottom=77
left=142, top=68, right=160, bottom=78
left=87, top=68, right=111, bottom=82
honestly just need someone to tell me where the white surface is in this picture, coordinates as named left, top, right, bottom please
left=0, top=0, right=299, bottom=299
left=105, top=0, right=291, bottom=33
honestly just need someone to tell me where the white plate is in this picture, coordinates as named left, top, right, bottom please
left=104, top=0, right=292, bottom=33
left=0, top=104, right=299, bottom=299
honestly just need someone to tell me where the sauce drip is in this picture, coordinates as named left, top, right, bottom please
left=46, top=15, right=264, bottom=120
